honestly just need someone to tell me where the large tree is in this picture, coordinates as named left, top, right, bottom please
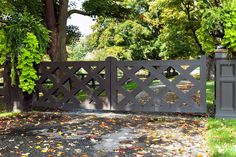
left=0, top=0, right=131, bottom=111
left=42, top=0, right=130, bottom=61
left=1, top=0, right=131, bottom=61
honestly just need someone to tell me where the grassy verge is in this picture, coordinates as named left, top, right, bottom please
left=206, top=81, right=215, bottom=116
left=0, top=102, right=18, bottom=118
left=206, top=119, right=236, bottom=157
left=205, top=81, right=236, bottom=156
left=206, top=81, right=214, bottom=105
left=0, top=112, right=17, bottom=118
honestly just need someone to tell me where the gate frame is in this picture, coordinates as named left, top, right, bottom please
left=108, top=56, right=206, bottom=113
left=33, top=56, right=207, bottom=113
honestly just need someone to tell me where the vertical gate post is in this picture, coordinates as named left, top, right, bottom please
left=200, top=55, right=207, bottom=113
left=105, top=57, right=117, bottom=110
left=215, top=47, right=236, bottom=118
left=4, top=61, right=24, bottom=112
left=3, top=60, right=35, bottom=112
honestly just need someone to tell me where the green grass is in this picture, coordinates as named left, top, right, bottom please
left=206, top=81, right=236, bottom=157
left=206, top=119, right=236, bottom=157
left=0, top=112, right=17, bottom=118
left=206, top=81, right=214, bottom=105
left=122, top=79, right=160, bottom=90
left=206, top=81, right=215, bottom=116
left=0, top=102, right=18, bottom=118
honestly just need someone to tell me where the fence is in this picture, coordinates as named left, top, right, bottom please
left=34, top=56, right=207, bottom=113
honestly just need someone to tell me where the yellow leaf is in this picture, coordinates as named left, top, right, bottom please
left=58, top=131, right=62, bottom=135
left=80, top=154, right=89, bottom=157
left=196, top=153, right=203, bottom=157
left=21, top=152, right=30, bottom=157
left=179, top=148, right=185, bottom=154
left=35, top=146, right=41, bottom=149
left=57, top=151, right=64, bottom=156
left=57, top=143, right=62, bottom=147
left=41, top=147, right=48, bottom=153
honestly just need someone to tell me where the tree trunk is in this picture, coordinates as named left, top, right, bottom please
left=206, top=56, right=215, bottom=81
left=43, top=0, right=68, bottom=62
left=56, top=0, right=68, bottom=61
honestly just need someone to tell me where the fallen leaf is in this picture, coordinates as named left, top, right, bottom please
left=35, top=146, right=41, bottom=149
left=196, top=153, right=203, bottom=157
left=99, top=122, right=108, bottom=128
left=80, top=153, right=89, bottom=157
left=58, top=131, right=63, bottom=135
left=41, top=147, right=49, bottom=153
left=74, top=148, right=81, bottom=154
left=21, top=152, right=30, bottom=157
left=57, top=151, right=64, bottom=156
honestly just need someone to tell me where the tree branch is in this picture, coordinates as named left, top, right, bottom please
left=68, top=9, right=92, bottom=17
left=183, top=1, right=204, bottom=55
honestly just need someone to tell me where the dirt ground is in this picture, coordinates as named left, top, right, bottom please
left=0, top=112, right=207, bottom=157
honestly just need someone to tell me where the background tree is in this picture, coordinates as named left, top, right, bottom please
left=86, top=0, right=203, bottom=60
left=67, top=37, right=91, bottom=61
left=0, top=0, right=132, bottom=111
left=86, top=0, right=163, bottom=61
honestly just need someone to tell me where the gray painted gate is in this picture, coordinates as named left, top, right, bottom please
left=34, top=56, right=206, bottom=113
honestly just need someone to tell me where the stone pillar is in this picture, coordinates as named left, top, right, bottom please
left=215, top=47, right=236, bottom=118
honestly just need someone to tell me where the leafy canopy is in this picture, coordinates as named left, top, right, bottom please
left=197, top=1, right=236, bottom=53
left=0, top=9, right=49, bottom=93
left=85, top=0, right=204, bottom=60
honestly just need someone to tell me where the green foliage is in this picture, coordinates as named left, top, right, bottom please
left=87, top=0, right=162, bottom=60
left=83, top=0, right=131, bottom=19
left=87, top=0, right=205, bottom=60
left=17, top=33, right=40, bottom=93
left=197, top=1, right=236, bottom=53
left=0, top=11, right=49, bottom=93
left=0, top=30, right=9, bottom=64
left=222, top=3, right=236, bottom=53
left=93, top=46, right=131, bottom=61
left=66, top=25, right=81, bottom=45
left=7, top=0, right=43, bottom=18
left=67, top=39, right=90, bottom=61
left=159, top=0, right=203, bottom=58
left=196, top=7, right=223, bottom=53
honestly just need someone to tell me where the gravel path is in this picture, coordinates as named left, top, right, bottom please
left=0, top=112, right=207, bottom=157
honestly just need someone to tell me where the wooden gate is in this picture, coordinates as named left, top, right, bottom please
left=34, top=56, right=206, bottom=113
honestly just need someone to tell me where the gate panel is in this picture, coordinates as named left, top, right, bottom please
left=34, top=56, right=206, bottom=113
left=34, top=61, right=111, bottom=111
left=111, top=56, right=206, bottom=113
